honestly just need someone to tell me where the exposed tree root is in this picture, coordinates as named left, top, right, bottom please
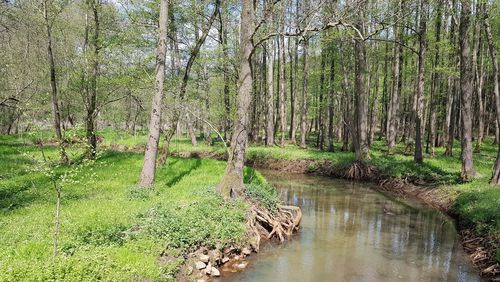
left=340, top=160, right=378, bottom=180
left=247, top=204, right=302, bottom=251
left=461, top=230, right=500, bottom=279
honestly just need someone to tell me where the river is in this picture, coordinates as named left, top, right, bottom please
left=221, top=170, right=481, bottom=282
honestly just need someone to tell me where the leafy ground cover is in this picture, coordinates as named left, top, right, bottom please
left=0, top=134, right=272, bottom=281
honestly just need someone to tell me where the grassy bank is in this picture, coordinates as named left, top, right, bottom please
left=0, top=134, right=274, bottom=281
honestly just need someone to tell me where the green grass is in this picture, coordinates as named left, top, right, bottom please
left=0, top=134, right=269, bottom=281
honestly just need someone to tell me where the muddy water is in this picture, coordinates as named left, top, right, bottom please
left=222, top=171, right=481, bottom=282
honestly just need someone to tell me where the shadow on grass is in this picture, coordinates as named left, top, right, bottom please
left=372, top=156, right=461, bottom=184
left=160, top=158, right=202, bottom=188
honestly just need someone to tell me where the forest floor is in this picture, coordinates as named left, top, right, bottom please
left=0, top=134, right=281, bottom=281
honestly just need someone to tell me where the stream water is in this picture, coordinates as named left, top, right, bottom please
left=221, top=171, right=481, bottom=282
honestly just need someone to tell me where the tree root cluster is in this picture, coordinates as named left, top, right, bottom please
left=247, top=204, right=302, bottom=251
left=461, top=230, right=500, bottom=279
left=340, top=160, right=378, bottom=180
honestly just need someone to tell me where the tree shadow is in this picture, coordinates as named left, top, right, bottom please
left=160, top=158, right=202, bottom=188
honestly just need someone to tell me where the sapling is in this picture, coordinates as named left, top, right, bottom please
left=28, top=138, right=96, bottom=258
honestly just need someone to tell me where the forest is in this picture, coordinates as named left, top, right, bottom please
left=0, top=0, right=499, bottom=280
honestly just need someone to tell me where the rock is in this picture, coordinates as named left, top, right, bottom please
left=242, top=247, right=251, bottom=256
left=196, top=280, right=205, bottom=282
left=211, top=267, right=220, bottom=277
left=210, top=249, right=222, bottom=263
left=236, top=261, right=248, bottom=269
left=205, top=262, right=212, bottom=275
left=186, top=266, right=194, bottom=275
left=222, top=257, right=229, bottom=264
left=195, top=261, right=206, bottom=270
left=199, top=254, right=210, bottom=263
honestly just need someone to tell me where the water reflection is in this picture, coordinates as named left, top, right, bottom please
left=222, top=171, right=481, bottom=282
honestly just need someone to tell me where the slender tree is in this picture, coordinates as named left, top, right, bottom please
left=459, top=0, right=476, bottom=180
left=483, top=6, right=500, bottom=185
left=42, top=0, right=69, bottom=164
left=413, top=0, right=428, bottom=164
left=353, top=0, right=370, bottom=161
left=138, top=0, right=169, bottom=187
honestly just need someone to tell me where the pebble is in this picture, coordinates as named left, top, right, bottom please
left=199, top=254, right=210, bottom=263
left=211, top=267, right=221, bottom=277
left=195, top=261, right=206, bottom=270
left=242, top=247, right=251, bottom=255
left=236, top=261, right=248, bottom=269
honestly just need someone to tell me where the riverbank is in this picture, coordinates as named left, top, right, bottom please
left=158, top=140, right=499, bottom=280
left=0, top=135, right=298, bottom=281
left=169, top=149, right=499, bottom=279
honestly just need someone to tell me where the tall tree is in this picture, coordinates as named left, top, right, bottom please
left=299, top=0, right=309, bottom=149
left=42, top=0, right=69, bottom=164
left=483, top=6, right=500, bottom=185
left=413, top=0, right=428, bottom=164
left=459, top=0, right=476, bottom=180
left=425, top=0, right=442, bottom=157
left=85, top=0, right=100, bottom=159
left=266, top=37, right=275, bottom=146
left=278, top=3, right=286, bottom=147
left=218, top=0, right=254, bottom=198
left=138, top=0, right=169, bottom=187
left=386, top=0, right=404, bottom=155
left=353, top=0, right=370, bottom=161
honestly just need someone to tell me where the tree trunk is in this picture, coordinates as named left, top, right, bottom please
left=218, top=0, right=254, bottom=199
left=459, top=0, right=476, bottom=181
left=266, top=39, right=275, bottom=146
left=386, top=3, right=403, bottom=155
left=86, top=0, right=100, bottom=159
left=43, top=0, right=68, bottom=164
left=445, top=0, right=458, bottom=156
left=473, top=2, right=484, bottom=153
left=425, top=0, right=442, bottom=157
left=317, top=49, right=326, bottom=150
left=327, top=44, right=335, bottom=152
left=483, top=7, right=500, bottom=184
left=414, top=0, right=428, bottom=164
left=300, top=36, right=309, bottom=148
left=288, top=37, right=296, bottom=142
left=278, top=18, right=286, bottom=147
left=354, top=6, right=370, bottom=161
left=138, top=0, right=168, bottom=187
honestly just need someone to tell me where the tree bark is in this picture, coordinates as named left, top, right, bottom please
left=414, top=0, right=428, bottom=164
left=327, top=44, right=335, bottom=152
left=266, top=39, right=275, bottom=146
left=300, top=36, right=309, bottom=149
left=43, top=0, right=68, bottom=164
left=445, top=0, right=458, bottom=156
left=425, top=0, right=442, bottom=157
left=354, top=4, right=370, bottom=161
left=473, top=2, right=484, bottom=153
left=278, top=12, right=286, bottom=147
left=483, top=7, right=500, bottom=184
left=459, top=0, right=476, bottom=180
left=86, top=0, right=100, bottom=159
left=138, top=0, right=168, bottom=187
left=218, top=0, right=254, bottom=199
